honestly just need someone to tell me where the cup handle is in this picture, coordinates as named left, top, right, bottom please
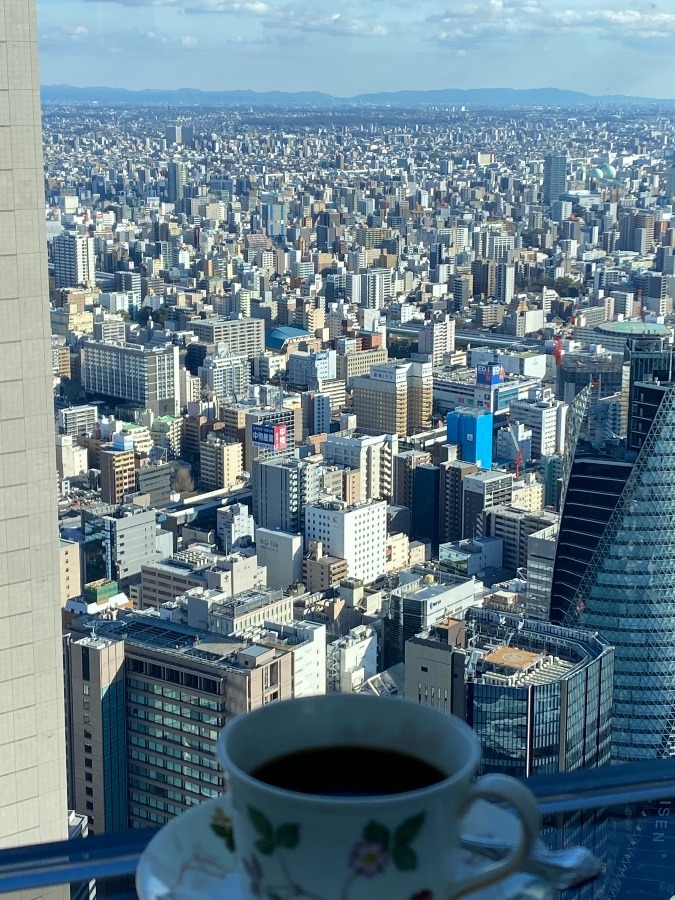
left=449, top=774, right=541, bottom=899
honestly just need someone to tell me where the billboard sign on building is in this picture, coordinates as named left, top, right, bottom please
left=252, top=422, right=288, bottom=451
left=476, top=363, right=506, bottom=386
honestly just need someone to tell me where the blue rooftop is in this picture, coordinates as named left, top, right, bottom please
left=266, top=326, right=313, bottom=351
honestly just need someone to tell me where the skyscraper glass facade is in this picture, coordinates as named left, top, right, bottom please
left=554, top=382, right=675, bottom=760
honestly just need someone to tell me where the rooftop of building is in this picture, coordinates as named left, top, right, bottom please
left=413, top=607, right=611, bottom=687
left=477, top=645, right=573, bottom=687
left=266, top=326, right=313, bottom=350
left=204, top=586, right=285, bottom=618
left=597, top=320, right=671, bottom=336
left=464, top=469, right=513, bottom=485
left=75, top=609, right=284, bottom=674
left=394, top=566, right=481, bottom=601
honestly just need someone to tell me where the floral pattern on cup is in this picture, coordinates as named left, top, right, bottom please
left=209, top=807, right=236, bottom=852
left=209, top=805, right=430, bottom=899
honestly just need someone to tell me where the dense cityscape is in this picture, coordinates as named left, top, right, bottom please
left=7, top=30, right=675, bottom=890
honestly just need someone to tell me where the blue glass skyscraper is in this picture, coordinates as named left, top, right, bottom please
left=552, top=363, right=675, bottom=760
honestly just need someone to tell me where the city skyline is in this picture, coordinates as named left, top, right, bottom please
left=38, top=0, right=675, bottom=98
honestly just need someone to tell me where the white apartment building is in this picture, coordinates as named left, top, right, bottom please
left=190, top=316, right=265, bottom=357
left=304, top=499, right=387, bottom=585
left=53, top=231, right=96, bottom=288
left=55, top=434, right=88, bottom=480
left=217, top=502, right=255, bottom=553
left=327, top=625, right=378, bottom=692
left=81, top=341, right=181, bottom=415
left=58, top=404, right=99, bottom=437
left=509, top=388, right=568, bottom=457
left=322, top=432, right=398, bottom=501
left=263, top=621, right=327, bottom=698
left=418, top=313, right=456, bottom=366
left=199, top=345, right=251, bottom=402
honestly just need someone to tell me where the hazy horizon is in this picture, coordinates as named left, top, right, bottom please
left=37, top=0, right=675, bottom=99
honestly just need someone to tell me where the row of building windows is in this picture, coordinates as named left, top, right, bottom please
left=127, top=719, right=217, bottom=756
left=129, top=734, right=219, bottom=771
left=128, top=708, right=218, bottom=739
left=128, top=691, right=220, bottom=723
left=126, top=659, right=220, bottom=694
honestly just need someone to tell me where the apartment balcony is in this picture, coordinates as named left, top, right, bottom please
left=2, top=759, right=675, bottom=898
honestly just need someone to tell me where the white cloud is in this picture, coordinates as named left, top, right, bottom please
left=429, top=1, right=675, bottom=45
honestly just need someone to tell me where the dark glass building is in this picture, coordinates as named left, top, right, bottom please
left=405, top=606, right=614, bottom=776
left=552, top=367, right=675, bottom=760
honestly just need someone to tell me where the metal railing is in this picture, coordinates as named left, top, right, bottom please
left=1, top=759, right=674, bottom=894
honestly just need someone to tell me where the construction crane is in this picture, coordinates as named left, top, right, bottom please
left=553, top=335, right=564, bottom=366
left=515, top=446, right=524, bottom=479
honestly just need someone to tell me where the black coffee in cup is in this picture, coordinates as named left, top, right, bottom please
left=250, top=746, right=446, bottom=797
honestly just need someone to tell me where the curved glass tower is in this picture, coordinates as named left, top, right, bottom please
left=553, top=381, right=675, bottom=760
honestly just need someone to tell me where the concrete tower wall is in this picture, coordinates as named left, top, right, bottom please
left=0, top=0, right=68, bottom=849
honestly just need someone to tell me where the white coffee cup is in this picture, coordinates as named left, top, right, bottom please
left=217, top=694, right=540, bottom=899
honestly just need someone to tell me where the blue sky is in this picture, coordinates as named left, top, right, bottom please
left=37, top=0, right=675, bottom=97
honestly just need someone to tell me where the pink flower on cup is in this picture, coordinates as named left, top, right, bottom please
left=348, top=840, right=390, bottom=877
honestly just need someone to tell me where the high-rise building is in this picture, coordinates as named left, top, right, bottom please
left=405, top=607, right=614, bottom=776
left=447, top=408, right=493, bottom=468
left=63, top=602, right=319, bottom=832
left=411, top=464, right=441, bottom=551
left=190, top=317, right=265, bottom=358
left=509, top=388, right=567, bottom=457
left=495, top=261, right=515, bottom=304
left=81, top=504, right=172, bottom=588
left=1, top=0, right=68, bottom=850
left=167, top=161, right=187, bottom=203
left=216, top=503, right=255, bottom=554
left=322, top=433, right=398, bottom=501
left=198, top=346, right=251, bottom=403
left=439, top=460, right=478, bottom=543
left=417, top=313, right=456, bottom=366
left=81, top=341, right=181, bottom=415
left=479, top=504, right=559, bottom=575
left=253, top=457, right=327, bottom=534
left=304, top=499, right=387, bottom=585
left=58, top=404, right=99, bottom=438
left=165, top=124, right=182, bottom=145
left=53, top=231, right=96, bottom=289
left=452, top=274, right=474, bottom=309
left=543, top=153, right=567, bottom=205
left=352, top=360, right=432, bottom=437
left=244, top=405, right=296, bottom=471
left=199, top=435, right=243, bottom=491
left=471, top=258, right=497, bottom=298
left=462, top=470, right=513, bottom=538
left=551, top=372, right=675, bottom=760
left=392, top=449, right=431, bottom=509
left=383, top=568, right=484, bottom=667
left=99, top=433, right=137, bottom=504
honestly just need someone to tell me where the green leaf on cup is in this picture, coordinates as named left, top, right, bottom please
left=210, top=808, right=236, bottom=852
left=393, top=812, right=425, bottom=848
left=393, top=845, right=418, bottom=872
left=254, top=836, right=276, bottom=856
left=210, top=820, right=236, bottom=852
left=248, top=806, right=276, bottom=855
left=363, top=820, right=390, bottom=849
left=275, top=823, right=300, bottom=849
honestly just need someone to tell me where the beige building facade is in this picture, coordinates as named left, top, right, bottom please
left=0, top=0, right=68, bottom=854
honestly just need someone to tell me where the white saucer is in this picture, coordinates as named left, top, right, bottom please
left=137, top=794, right=553, bottom=900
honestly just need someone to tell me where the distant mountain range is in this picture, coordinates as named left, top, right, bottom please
left=40, top=84, right=672, bottom=107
